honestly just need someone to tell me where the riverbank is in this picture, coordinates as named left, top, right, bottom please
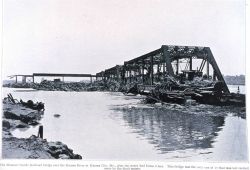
left=2, top=96, right=82, bottom=159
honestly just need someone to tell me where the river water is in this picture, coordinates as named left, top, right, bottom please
left=2, top=86, right=248, bottom=161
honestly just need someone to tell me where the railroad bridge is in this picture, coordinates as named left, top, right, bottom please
left=9, top=45, right=229, bottom=93
left=9, top=73, right=95, bottom=84
left=96, top=45, right=229, bottom=93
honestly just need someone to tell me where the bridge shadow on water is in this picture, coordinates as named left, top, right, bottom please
left=111, top=105, right=225, bottom=154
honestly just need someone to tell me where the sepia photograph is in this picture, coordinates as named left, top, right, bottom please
left=1, top=0, right=248, bottom=165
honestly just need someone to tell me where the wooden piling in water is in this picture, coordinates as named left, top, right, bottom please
left=38, top=125, right=43, bottom=139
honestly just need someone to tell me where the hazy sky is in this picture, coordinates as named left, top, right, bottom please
left=2, top=0, right=245, bottom=78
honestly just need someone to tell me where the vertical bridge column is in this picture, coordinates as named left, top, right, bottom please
left=22, top=76, right=26, bottom=83
left=129, top=67, right=131, bottom=83
left=162, top=45, right=174, bottom=77
left=207, top=59, right=209, bottom=78
left=142, top=60, right=145, bottom=84
left=176, top=59, right=179, bottom=74
left=150, top=56, right=153, bottom=85
left=189, top=57, right=192, bottom=71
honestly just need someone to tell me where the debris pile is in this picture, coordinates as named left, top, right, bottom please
left=31, top=79, right=132, bottom=92
left=124, top=75, right=245, bottom=107
left=3, top=94, right=44, bottom=126
left=104, top=80, right=124, bottom=92
left=32, top=80, right=124, bottom=92
left=3, top=83, right=33, bottom=88
left=184, top=77, right=214, bottom=88
left=3, top=75, right=245, bottom=107
left=32, top=80, right=88, bottom=91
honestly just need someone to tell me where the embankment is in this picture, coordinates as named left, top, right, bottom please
left=2, top=97, right=82, bottom=159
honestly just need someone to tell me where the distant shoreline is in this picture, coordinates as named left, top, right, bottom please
left=227, top=83, right=245, bottom=86
left=224, top=75, right=245, bottom=86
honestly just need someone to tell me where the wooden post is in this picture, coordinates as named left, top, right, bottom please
left=15, top=76, right=17, bottom=83
left=37, top=125, right=43, bottom=139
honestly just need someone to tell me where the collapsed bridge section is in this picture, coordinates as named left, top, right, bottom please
left=6, top=45, right=244, bottom=106
left=97, top=45, right=229, bottom=94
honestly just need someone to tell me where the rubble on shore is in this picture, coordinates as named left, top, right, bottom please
left=2, top=95, right=82, bottom=159
left=32, top=80, right=123, bottom=92
left=32, top=80, right=88, bottom=91
left=3, top=82, right=32, bottom=88
left=2, top=79, right=124, bottom=92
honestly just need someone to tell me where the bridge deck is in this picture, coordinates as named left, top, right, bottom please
left=33, top=73, right=94, bottom=77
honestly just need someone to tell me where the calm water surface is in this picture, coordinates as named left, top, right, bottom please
left=2, top=86, right=247, bottom=161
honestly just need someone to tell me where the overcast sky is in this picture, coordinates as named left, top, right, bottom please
left=2, top=0, right=245, bottom=78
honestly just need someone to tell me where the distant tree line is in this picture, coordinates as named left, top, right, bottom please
left=223, top=75, right=245, bottom=85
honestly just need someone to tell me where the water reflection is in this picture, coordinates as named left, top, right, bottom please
left=112, top=106, right=225, bottom=154
left=3, top=88, right=247, bottom=160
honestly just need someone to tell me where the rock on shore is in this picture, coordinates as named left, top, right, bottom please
left=2, top=135, right=81, bottom=159
left=2, top=97, right=82, bottom=159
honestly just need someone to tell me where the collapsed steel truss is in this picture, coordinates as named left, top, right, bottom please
left=96, top=45, right=229, bottom=93
left=10, top=45, right=229, bottom=94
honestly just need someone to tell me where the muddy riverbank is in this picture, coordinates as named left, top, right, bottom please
left=2, top=97, right=82, bottom=159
